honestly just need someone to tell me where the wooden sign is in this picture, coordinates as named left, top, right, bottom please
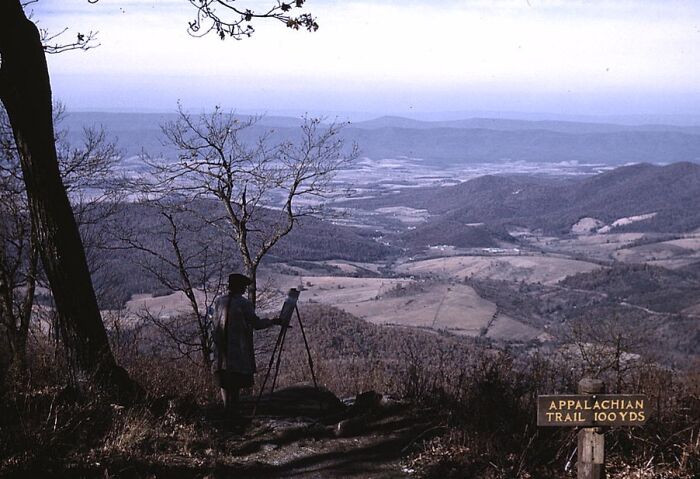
left=539, top=379, right=648, bottom=479
left=537, top=394, right=648, bottom=427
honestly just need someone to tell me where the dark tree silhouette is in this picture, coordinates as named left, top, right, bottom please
left=0, top=104, right=121, bottom=378
left=186, top=0, right=318, bottom=40
left=0, top=2, right=138, bottom=398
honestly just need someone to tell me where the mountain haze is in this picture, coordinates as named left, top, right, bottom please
left=64, top=112, right=700, bottom=165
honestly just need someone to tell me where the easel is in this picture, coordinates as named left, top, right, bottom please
left=253, top=289, right=319, bottom=416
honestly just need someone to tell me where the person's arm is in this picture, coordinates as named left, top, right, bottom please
left=243, top=301, right=277, bottom=330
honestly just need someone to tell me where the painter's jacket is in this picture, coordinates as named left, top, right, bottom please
left=211, top=294, right=273, bottom=375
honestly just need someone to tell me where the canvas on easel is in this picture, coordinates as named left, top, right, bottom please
left=278, top=288, right=300, bottom=325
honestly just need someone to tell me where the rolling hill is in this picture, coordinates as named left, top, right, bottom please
left=349, top=162, right=700, bottom=236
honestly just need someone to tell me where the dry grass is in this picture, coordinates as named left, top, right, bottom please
left=2, top=305, right=699, bottom=478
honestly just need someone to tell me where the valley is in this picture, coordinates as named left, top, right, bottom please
left=111, top=126, right=700, bottom=362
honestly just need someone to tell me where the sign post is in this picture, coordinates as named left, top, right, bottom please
left=537, top=378, right=648, bottom=479
left=577, top=378, right=606, bottom=479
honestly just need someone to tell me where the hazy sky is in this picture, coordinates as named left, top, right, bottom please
left=31, top=0, right=700, bottom=119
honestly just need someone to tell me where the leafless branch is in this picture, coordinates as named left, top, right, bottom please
left=41, top=28, right=99, bottom=54
left=185, top=0, right=318, bottom=41
left=111, top=196, right=231, bottom=369
left=154, top=105, right=356, bottom=306
left=0, top=102, right=122, bottom=369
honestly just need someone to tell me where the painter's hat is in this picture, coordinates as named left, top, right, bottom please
left=228, top=273, right=252, bottom=289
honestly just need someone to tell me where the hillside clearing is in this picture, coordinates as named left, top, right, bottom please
left=395, top=255, right=601, bottom=285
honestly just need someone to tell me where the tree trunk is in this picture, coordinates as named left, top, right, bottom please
left=247, top=264, right=258, bottom=308
left=0, top=1, right=138, bottom=401
left=7, top=334, right=28, bottom=382
left=200, top=335, right=213, bottom=371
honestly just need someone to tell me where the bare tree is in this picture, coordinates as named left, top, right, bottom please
left=0, top=114, right=37, bottom=377
left=0, top=1, right=137, bottom=396
left=112, top=197, right=233, bottom=369
left=0, top=104, right=121, bottom=378
left=153, top=106, right=356, bottom=306
left=112, top=192, right=283, bottom=370
left=562, top=313, right=654, bottom=392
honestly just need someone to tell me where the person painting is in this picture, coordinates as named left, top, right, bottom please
left=211, top=273, right=281, bottom=418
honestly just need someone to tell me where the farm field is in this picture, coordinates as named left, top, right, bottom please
left=534, top=232, right=645, bottom=261
left=612, top=235, right=700, bottom=267
left=394, top=254, right=602, bottom=284
left=275, top=274, right=541, bottom=341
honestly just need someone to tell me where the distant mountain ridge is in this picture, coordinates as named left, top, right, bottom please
left=340, top=127, right=700, bottom=165
left=352, top=115, right=700, bottom=135
left=64, top=112, right=700, bottom=165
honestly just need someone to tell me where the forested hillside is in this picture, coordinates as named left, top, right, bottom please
left=347, top=162, right=700, bottom=235
left=89, top=200, right=395, bottom=308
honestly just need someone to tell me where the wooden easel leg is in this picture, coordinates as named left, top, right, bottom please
left=295, top=305, right=318, bottom=390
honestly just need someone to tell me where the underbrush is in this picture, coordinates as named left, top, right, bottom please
left=1, top=304, right=699, bottom=478
left=398, top=351, right=700, bottom=478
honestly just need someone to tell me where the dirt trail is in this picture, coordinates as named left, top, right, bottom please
left=85, top=388, right=438, bottom=479
left=212, top=407, right=431, bottom=478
